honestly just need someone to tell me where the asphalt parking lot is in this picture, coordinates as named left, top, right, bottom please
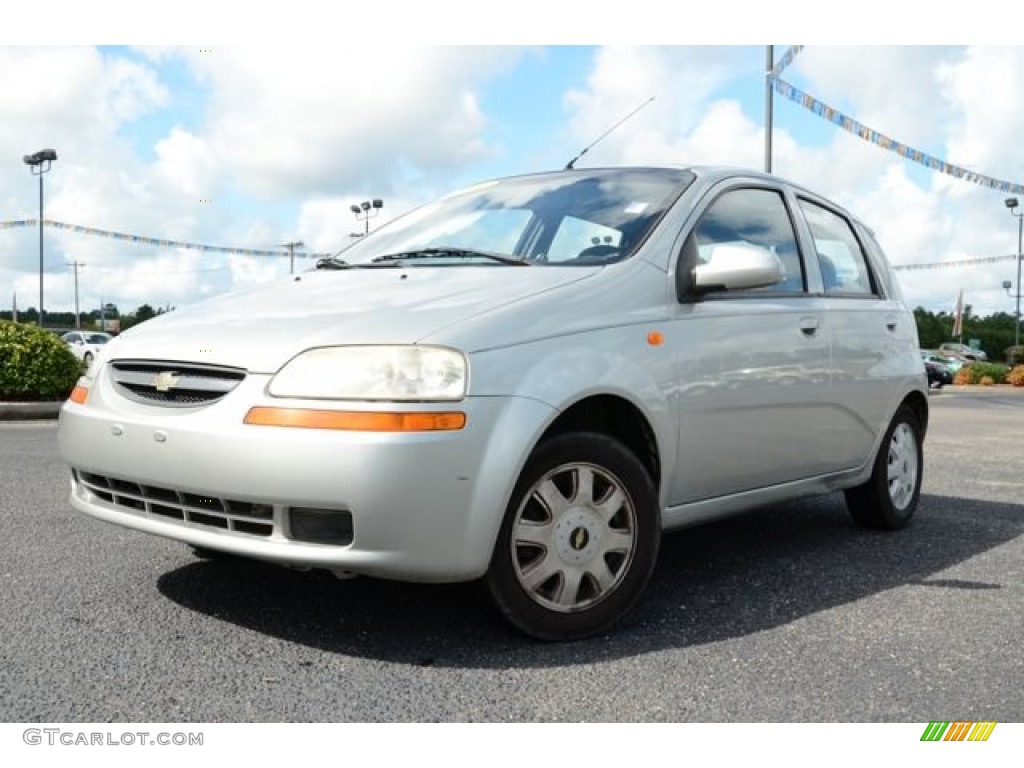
left=1, top=387, right=1021, bottom=722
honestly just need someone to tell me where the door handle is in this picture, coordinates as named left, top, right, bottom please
left=799, top=317, right=820, bottom=337
left=885, top=315, right=898, bottom=332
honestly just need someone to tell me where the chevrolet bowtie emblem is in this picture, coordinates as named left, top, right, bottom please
left=153, top=371, right=181, bottom=392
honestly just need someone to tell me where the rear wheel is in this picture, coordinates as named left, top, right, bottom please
left=845, top=405, right=923, bottom=530
left=487, top=432, right=659, bottom=641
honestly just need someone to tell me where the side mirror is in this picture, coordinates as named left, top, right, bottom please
left=692, top=243, right=783, bottom=293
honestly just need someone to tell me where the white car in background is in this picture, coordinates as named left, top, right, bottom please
left=61, top=331, right=113, bottom=366
left=58, top=166, right=928, bottom=641
left=937, top=342, right=987, bottom=362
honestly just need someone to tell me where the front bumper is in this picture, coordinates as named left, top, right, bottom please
left=58, top=369, right=555, bottom=582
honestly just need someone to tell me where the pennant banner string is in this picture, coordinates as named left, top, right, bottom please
left=769, top=45, right=804, bottom=78
left=0, top=219, right=332, bottom=259
left=772, top=77, right=1024, bottom=196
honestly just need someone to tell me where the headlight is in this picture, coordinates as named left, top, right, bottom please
left=269, top=345, right=468, bottom=401
left=84, top=350, right=105, bottom=380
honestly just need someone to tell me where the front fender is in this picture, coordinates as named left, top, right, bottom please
left=469, top=329, right=676, bottom=504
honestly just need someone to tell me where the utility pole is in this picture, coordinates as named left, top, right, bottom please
left=67, top=260, right=85, bottom=329
left=281, top=241, right=305, bottom=275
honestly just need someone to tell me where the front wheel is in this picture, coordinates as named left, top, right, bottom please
left=487, top=432, right=660, bottom=641
left=83, top=351, right=93, bottom=366
left=845, top=405, right=923, bottom=530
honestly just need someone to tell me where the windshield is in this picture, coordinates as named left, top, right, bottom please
left=335, top=168, right=694, bottom=267
left=85, top=334, right=110, bottom=344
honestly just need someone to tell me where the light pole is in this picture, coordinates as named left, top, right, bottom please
left=23, top=148, right=57, bottom=328
left=1005, top=197, right=1023, bottom=349
left=350, top=199, right=383, bottom=236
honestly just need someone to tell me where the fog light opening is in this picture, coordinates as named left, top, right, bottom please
left=288, top=507, right=354, bottom=545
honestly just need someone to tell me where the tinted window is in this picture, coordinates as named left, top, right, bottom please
left=687, top=187, right=804, bottom=293
left=798, top=200, right=876, bottom=296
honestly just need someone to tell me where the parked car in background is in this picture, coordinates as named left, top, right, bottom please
left=61, top=331, right=112, bottom=366
left=921, top=350, right=963, bottom=374
left=920, top=352, right=953, bottom=389
left=58, top=166, right=929, bottom=641
left=938, top=342, right=987, bottom=362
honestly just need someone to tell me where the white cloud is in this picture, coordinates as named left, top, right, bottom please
left=175, top=46, right=523, bottom=198
left=563, top=46, right=749, bottom=166
left=152, top=128, right=217, bottom=202
left=938, top=46, right=1024, bottom=184
left=793, top=47, right=964, bottom=148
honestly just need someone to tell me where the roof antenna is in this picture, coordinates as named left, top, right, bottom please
left=565, top=96, right=655, bottom=170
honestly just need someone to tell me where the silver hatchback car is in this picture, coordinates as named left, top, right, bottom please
left=58, top=167, right=928, bottom=640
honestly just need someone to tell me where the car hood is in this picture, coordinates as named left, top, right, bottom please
left=104, top=266, right=597, bottom=372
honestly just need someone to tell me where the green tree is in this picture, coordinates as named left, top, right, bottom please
left=135, top=304, right=157, bottom=323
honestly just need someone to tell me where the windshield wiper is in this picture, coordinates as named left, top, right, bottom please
left=370, top=247, right=531, bottom=266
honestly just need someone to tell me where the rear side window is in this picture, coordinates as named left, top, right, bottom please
left=687, top=188, right=805, bottom=293
left=798, top=200, right=877, bottom=296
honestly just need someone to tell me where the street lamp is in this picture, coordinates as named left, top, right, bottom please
left=1005, top=197, right=1023, bottom=349
left=350, top=199, right=383, bottom=236
left=23, top=148, right=57, bottom=328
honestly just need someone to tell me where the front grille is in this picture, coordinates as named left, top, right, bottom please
left=75, top=469, right=275, bottom=538
left=109, top=361, right=246, bottom=407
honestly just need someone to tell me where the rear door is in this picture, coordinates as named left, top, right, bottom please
left=794, top=197, right=912, bottom=467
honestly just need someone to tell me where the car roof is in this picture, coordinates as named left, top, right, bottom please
left=485, top=165, right=857, bottom=220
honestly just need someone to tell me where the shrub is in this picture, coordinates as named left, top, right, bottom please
left=953, top=362, right=1009, bottom=385
left=970, top=362, right=1009, bottom=384
left=979, top=376, right=995, bottom=386
left=1008, top=365, right=1024, bottom=387
left=0, top=321, right=81, bottom=401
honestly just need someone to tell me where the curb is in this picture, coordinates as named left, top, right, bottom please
left=0, top=401, right=64, bottom=421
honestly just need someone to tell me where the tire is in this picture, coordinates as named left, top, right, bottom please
left=83, top=352, right=93, bottom=366
left=486, top=432, right=660, bottom=641
left=845, top=405, right=923, bottom=530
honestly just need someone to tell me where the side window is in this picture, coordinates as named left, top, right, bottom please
left=687, top=188, right=804, bottom=293
left=798, top=200, right=876, bottom=296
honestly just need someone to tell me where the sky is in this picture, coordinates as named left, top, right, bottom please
left=2, top=4, right=1022, bottom=321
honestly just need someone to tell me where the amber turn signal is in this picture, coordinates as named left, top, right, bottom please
left=243, top=407, right=466, bottom=432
